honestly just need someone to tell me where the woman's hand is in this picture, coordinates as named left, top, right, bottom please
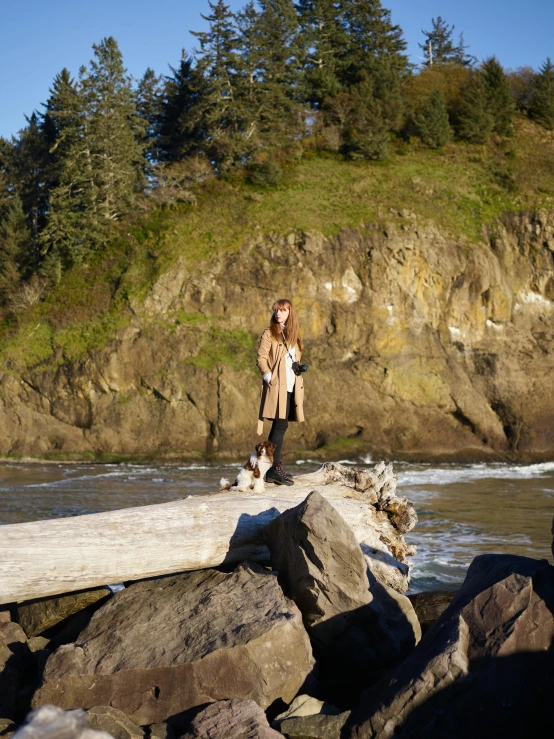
left=263, top=372, right=272, bottom=384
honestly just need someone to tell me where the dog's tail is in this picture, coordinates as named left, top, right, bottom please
left=220, top=477, right=232, bottom=490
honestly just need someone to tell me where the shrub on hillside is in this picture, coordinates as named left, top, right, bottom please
left=413, top=90, right=452, bottom=148
left=248, top=161, right=282, bottom=187
left=455, top=71, right=494, bottom=143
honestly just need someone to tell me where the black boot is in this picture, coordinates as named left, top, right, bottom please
left=265, top=462, right=294, bottom=486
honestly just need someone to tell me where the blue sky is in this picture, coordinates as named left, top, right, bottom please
left=1, top=0, right=552, bottom=139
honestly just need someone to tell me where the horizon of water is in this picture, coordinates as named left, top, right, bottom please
left=1, top=457, right=553, bottom=593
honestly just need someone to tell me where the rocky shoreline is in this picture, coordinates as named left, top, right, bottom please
left=1, top=462, right=553, bottom=738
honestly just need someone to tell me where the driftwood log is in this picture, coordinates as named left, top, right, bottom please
left=0, top=462, right=417, bottom=604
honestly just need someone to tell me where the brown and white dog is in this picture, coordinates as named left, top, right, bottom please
left=220, top=440, right=276, bottom=493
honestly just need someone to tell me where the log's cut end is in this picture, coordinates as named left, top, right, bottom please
left=0, top=461, right=416, bottom=604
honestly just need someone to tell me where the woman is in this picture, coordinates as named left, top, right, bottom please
left=256, top=298, right=305, bottom=486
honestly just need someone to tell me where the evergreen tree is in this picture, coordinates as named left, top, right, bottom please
left=0, top=194, right=32, bottom=304
left=43, top=37, right=145, bottom=264
left=157, top=54, right=209, bottom=162
left=297, top=0, right=347, bottom=106
left=135, top=68, right=163, bottom=164
left=192, top=0, right=246, bottom=169
left=419, top=17, right=474, bottom=68
left=255, top=0, right=304, bottom=147
left=413, top=89, right=451, bottom=148
left=341, top=0, right=408, bottom=86
left=8, top=113, right=50, bottom=267
left=41, top=69, right=81, bottom=190
left=235, top=1, right=266, bottom=147
left=482, top=57, right=515, bottom=136
left=530, top=58, right=554, bottom=130
left=342, top=73, right=390, bottom=160
left=455, top=71, right=494, bottom=143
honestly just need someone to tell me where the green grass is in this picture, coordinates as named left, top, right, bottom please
left=1, top=116, right=553, bottom=373
left=183, top=327, right=257, bottom=372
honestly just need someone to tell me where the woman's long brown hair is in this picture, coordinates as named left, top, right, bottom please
left=270, top=298, right=303, bottom=351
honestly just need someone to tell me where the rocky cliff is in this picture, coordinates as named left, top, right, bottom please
left=2, top=208, right=554, bottom=461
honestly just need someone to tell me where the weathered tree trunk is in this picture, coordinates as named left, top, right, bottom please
left=0, top=463, right=416, bottom=604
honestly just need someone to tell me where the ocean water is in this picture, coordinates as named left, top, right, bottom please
left=1, top=458, right=553, bottom=593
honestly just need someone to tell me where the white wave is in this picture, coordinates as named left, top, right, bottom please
left=18, top=468, right=158, bottom=489
left=397, top=462, right=554, bottom=487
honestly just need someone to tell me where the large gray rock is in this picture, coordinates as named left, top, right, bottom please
left=350, top=554, right=554, bottom=738
left=33, top=563, right=314, bottom=725
left=12, top=705, right=113, bottom=738
left=279, top=712, right=351, bottom=739
left=263, top=491, right=419, bottom=674
left=0, top=620, right=29, bottom=719
left=273, top=695, right=341, bottom=729
left=86, top=708, right=144, bottom=739
left=178, top=699, right=282, bottom=738
left=17, top=589, right=111, bottom=638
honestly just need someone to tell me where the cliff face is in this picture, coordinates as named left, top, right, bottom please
left=2, top=209, right=554, bottom=461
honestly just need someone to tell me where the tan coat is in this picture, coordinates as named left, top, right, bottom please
left=256, top=329, right=305, bottom=435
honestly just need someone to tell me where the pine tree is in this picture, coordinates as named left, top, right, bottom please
left=254, top=0, right=304, bottom=148
left=0, top=194, right=32, bottom=304
left=41, top=69, right=81, bottom=189
left=342, top=73, right=390, bottom=160
left=413, top=89, right=451, bottom=148
left=482, top=57, right=515, bottom=136
left=135, top=68, right=163, bottom=165
left=43, top=37, right=145, bottom=264
left=192, top=0, right=246, bottom=169
left=82, top=37, right=145, bottom=220
left=157, top=54, right=209, bottom=162
left=235, top=1, right=266, bottom=148
left=419, top=17, right=474, bottom=68
left=455, top=71, right=494, bottom=143
left=341, top=0, right=408, bottom=87
left=8, top=113, right=49, bottom=268
left=297, top=0, right=347, bottom=107
left=530, top=58, right=554, bottom=130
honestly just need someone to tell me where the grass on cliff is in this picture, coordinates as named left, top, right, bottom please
left=1, top=116, right=553, bottom=373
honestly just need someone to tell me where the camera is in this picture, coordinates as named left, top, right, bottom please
left=292, top=361, right=308, bottom=376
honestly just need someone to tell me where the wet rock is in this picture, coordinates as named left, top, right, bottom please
left=0, top=620, right=29, bottom=719
left=407, top=589, right=457, bottom=635
left=178, top=699, right=282, bottom=739
left=272, top=695, right=340, bottom=729
left=86, top=708, right=144, bottom=739
left=350, top=554, right=554, bottom=738
left=12, top=705, right=114, bottom=738
left=279, top=712, right=351, bottom=739
left=17, top=588, right=111, bottom=638
left=263, top=491, right=419, bottom=676
left=33, top=564, right=314, bottom=725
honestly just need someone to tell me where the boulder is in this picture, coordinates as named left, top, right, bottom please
left=33, top=563, right=314, bottom=725
left=350, top=554, right=554, bottom=738
left=0, top=620, right=30, bottom=719
left=148, top=724, right=175, bottom=739
left=272, top=695, right=341, bottom=729
left=279, top=712, right=351, bottom=739
left=263, top=491, right=419, bottom=675
left=0, top=718, right=16, bottom=738
left=86, top=708, right=144, bottom=739
left=17, top=588, right=111, bottom=638
left=407, top=589, right=457, bottom=635
left=177, top=699, right=282, bottom=739
left=12, top=705, right=114, bottom=738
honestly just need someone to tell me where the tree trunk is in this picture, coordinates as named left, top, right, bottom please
left=0, top=463, right=416, bottom=604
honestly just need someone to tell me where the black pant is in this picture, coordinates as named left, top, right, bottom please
left=268, top=391, right=294, bottom=465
